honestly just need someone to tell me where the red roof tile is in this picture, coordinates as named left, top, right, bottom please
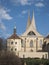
left=8, top=33, right=21, bottom=39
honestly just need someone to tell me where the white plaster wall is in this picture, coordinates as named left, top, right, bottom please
left=20, top=36, right=44, bottom=52
left=7, top=39, right=21, bottom=52
left=18, top=52, right=48, bottom=59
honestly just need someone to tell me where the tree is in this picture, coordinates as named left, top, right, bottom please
left=0, top=51, right=22, bottom=65
left=0, top=38, right=3, bottom=51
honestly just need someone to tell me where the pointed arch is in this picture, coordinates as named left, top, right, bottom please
left=30, top=40, right=33, bottom=47
left=28, top=31, right=36, bottom=35
left=40, top=40, right=42, bottom=47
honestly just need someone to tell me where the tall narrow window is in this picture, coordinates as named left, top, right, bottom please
left=42, top=55, right=44, bottom=59
left=30, top=40, right=33, bottom=48
left=23, top=54, right=25, bottom=58
left=40, top=40, right=42, bottom=47
left=15, top=48, right=17, bottom=51
left=21, top=40, right=24, bottom=47
left=45, top=54, right=47, bottom=59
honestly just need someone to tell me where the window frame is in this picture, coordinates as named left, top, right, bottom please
left=11, top=41, right=13, bottom=44
left=30, top=40, right=33, bottom=48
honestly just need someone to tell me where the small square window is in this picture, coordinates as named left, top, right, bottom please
left=11, top=42, right=13, bottom=44
left=15, top=48, right=17, bottom=51
left=15, top=42, right=17, bottom=44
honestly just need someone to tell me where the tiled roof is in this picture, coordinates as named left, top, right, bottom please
left=8, top=33, right=21, bottom=39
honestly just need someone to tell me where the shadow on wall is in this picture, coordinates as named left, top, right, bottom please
left=42, top=42, right=49, bottom=59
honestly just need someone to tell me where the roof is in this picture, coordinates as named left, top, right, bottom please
left=8, top=26, right=21, bottom=39
left=45, top=35, right=49, bottom=38
left=8, top=33, right=21, bottom=39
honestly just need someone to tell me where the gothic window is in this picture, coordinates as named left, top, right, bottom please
left=11, top=41, right=13, bottom=44
left=40, top=40, right=42, bottom=47
left=28, top=31, right=35, bottom=35
left=30, top=40, right=33, bottom=47
left=21, top=40, right=24, bottom=47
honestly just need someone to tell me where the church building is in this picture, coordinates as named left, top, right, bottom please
left=7, top=12, right=48, bottom=59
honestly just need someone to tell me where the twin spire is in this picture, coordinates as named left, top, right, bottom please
left=26, top=11, right=31, bottom=30
left=26, top=11, right=36, bottom=30
left=13, top=11, right=36, bottom=35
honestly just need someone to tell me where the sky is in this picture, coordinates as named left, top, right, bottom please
left=0, top=0, right=49, bottom=38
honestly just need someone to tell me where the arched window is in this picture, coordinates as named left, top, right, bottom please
left=21, top=40, right=24, bottom=47
left=40, top=40, right=42, bottom=47
left=30, top=40, right=33, bottom=47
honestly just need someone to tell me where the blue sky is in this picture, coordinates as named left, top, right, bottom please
left=0, top=0, right=49, bottom=38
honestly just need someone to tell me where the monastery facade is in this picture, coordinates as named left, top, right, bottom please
left=7, top=12, right=48, bottom=59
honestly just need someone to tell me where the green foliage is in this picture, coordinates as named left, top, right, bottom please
left=0, top=38, right=3, bottom=51
left=21, top=58, right=49, bottom=65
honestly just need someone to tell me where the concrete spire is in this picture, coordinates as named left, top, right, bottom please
left=22, top=11, right=43, bottom=36
left=26, top=11, right=31, bottom=30
left=31, top=11, right=36, bottom=30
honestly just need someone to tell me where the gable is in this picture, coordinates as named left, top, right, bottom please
left=27, top=31, right=36, bottom=35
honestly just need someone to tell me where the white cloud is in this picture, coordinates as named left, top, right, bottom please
left=0, top=7, right=12, bottom=20
left=11, top=0, right=32, bottom=5
left=41, top=0, right=44, bottom=1
left=0, top=6, right=12, bottom=31
left=35, top=2, right=44, bottom=7
left=0, top=20, right=6, bottom=31
left=22, top=10, right=27, bottom=14
left=19, top=0, right=28, bottom=5
left=17, top=10, right=28, bottom=17
left=36, top=0, right=44, bottom=1
left=11, top=0, right=45, bottom=6
left=20, top=0, right=31, bottom=5
left=5, top=33, right=11, bottom=38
